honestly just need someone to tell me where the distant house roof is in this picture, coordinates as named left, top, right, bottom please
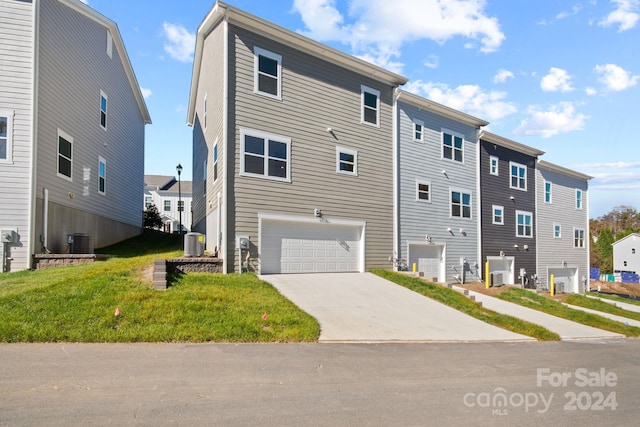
left=144, top=175, right=192, bottom=194
left=164, top=181, right=193, bottom=194
left=612, top=233, right=640, bottom=247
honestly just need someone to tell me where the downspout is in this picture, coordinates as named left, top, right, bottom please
left=392, top=88, right=401, bottom=271
left=28, top=2, right=41, bottom=267
left=222, top=14, right=229, bottom=273
left=216, top=191, right=221, bottom=255
left=476, top=129, right=485, bottom=282
left=42, top=188, right=49, bottom=253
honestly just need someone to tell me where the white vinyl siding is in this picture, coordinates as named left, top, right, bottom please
left=254, top=47, right=282, bottom=99
left=0, top=110, right=13, bottom=163
left=510, top=161, right=527, bottom=191
left=361, top=85, right=380, bottom=127
left=240, top=128, right=291, bottom=182
left=336, top=146, right=357, bottom=176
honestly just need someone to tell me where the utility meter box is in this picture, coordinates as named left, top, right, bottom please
left=237, top=236, right=250, bottom=249
left=1, top=229, right=17, bottom=243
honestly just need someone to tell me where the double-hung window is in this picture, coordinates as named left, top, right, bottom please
left=574, top=228, right=585, bottom=248
left=240, top=128, right=291, bottom=181
left=545, top=181, right=552, bottom=203
left=442, top=130, right=463, bottom=162
left=0, top=110, right=12, bottom=163
left=554, top=223, right=561, bottom=239
left=516, top=211, right=533, bottom=238
left=416, top=179, right=431, bottom=202
left=451, top=190, right=471, bottom=218
left=492, top=205, right=504, bottom=225
left=57, top=129, right=73, bottom=180
left=336, top=147, right=357, bottom=176
left=213, top=141, right=219, bottom=181
left=145, top=196, right=152, bottom=210
left=361, top=85, right=380, bottom=127
left=576, top=189, right=583, bottom=209
left=414, top=120, right=424, bottom=142
left=98, top=157, right=106, bottom=194
left=489, top=156, right=499, bottom=175
left=164, top=200, right=171, bottom=212
left=510, top=161, right=527, bottom=190
left=100, top=91, right=108, bottom=130
left=254, top=47, right=282, bottom=99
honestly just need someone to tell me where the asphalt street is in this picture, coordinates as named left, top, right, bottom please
left=1, top=339, right=638, bottom=426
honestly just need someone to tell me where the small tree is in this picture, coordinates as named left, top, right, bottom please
left=143, top=203, right=163, bottom=230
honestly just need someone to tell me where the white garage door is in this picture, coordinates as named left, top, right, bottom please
left=261, top=220, right=363, bottom=274
left=408, top=244, right=444, bottom=282
left=548, top=268, right=577, bottom=293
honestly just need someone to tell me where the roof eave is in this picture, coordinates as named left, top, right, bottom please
left=537, top=159, right=593, bottom=180
left=481, top=131, right=545, bottom=157
left=398, top=90, right=489, bottom=127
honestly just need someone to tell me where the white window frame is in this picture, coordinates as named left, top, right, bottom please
left=361, top=85, right=380, bottom=127
left=336, top=146, right=358, bottom=176
left=240, top=128, right=291, bottom=182
left=576, top=189, right=583, bottom=210
left=213, top=139, right=219, bottom=182
left=106, top=30, right=113, bottom=59
left=98, top=156, right=106, bottom=195
left=554, top=223, right=562, bottom=239
left=254, top=47, right=282, bottom=100
left=545, top=181, right=552, bottom=203
left=489, top=156, right=499, bottom=176
left=164, top=200, right=171, bottom=212
left=100, top=90, right=108, bottom=131
left=442, top=129, right=464, bottom=163
left=57, top=128, right=73, bottom=181
left=203, top=95, right=207, bottom=129
left=413, top=119, right=424, bottom=142
left=0, top=110, right=14, bottom=164
left=573, top=227, right=585, bottom=248
left=415, top=179, right=431, bottom=202
left=509, top=161, right=527, bottom=191
left=450, top=188, right=472, bottom=219
left=492, top=205, right=504, bottom=225
left=203, top=158, right=207, bottom=195
left=144, top=195, right=152, bottom=210
left=516, top=210, right=533, bottom=238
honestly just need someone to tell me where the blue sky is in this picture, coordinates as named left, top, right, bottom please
left=82, top=0, right=639, bottom=218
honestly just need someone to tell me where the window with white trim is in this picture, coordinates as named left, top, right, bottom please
left=145, top=196, right=152, bottom=210
left=203, top=158, right=207, bottom=195
left=554, top=223, right=561, bottom=239
left=492, top=205, right=504, bottom=225
left=213, top=141, right=219, bottom=181
left=100, top=91, right=108, bottom=130
left=510, top=161, right=527, bottom=190
left=442, top=130, right=463, bottom=162
left=254, top=47, right=282, bottom=99
left=413, top=120, right=424, bottom=142
left=516, top=211, right=533, bottom=238
left=416, top=179, right=431, bottom=202
left=336, top=146, right=357, bottom=176
left=361, top=85, right=380, bottom=127
left=164, top=200, right=171, bottom=212
left=240, top=128, right=291, bottom=181
left=489, top=156, right=499, bottom=175
left=178, top=200, right=184, bottom=212
left=203, top=95, right=207, bottom=129
left=545, top=181, right=552, bottom=203
left=57, top=129, right=73, bottom=180
left=576, top=189, right=583, bottom=209
left=574, top=228, right=585, bottom=248
left=451, top=190, right=471, bottom=218
left=0, top=110, right=13, bottom=163
left=98, top=157, right=106, bottom=194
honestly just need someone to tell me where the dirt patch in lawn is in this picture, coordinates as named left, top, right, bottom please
left=589, top=280, right=640, bottom=298
left=458, top=281, right=517, bottom=297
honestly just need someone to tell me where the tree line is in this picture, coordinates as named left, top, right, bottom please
left=590, top=205, right=640, bottom=273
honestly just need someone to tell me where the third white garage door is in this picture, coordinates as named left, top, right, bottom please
left=260, top=219, right=364, bottom=274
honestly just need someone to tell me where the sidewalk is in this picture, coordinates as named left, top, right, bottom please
left=562, top=303, right=640, bottom=327
left=584, top=294, right=640, bottom=313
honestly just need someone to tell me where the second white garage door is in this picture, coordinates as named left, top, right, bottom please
left=260, top=220, right=364, bottom=274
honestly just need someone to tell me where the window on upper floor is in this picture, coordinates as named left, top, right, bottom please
left=0, top=111, right=13, bottom=163
left=254, top=47, right=282, bottom=99
left=164, top=200, right=171, bottom=211
left=545, top=181, right=552, bottom=203
left=633, top=248, right=636, bottom=255
left=98, top=157, right=106, bottom=195
left=100, top=91, right=108, bottom=130
left=451, top=190, right=471, bottom=219
left=106, top=30, right=113, bottom=59
left=361, top=85, right=380, bottom=127
left=413, top=120, right=424, bottom=142
left=489, top=156, right=499, bottom=176
left=492, top=205, right=504, bottom=225
left=203, top=95, right=207, bottom=129
left=203, top=158, right=207, bottom=195
left=510, top=161, right=527, bottom=191
left=240, top=128, right=291, bottom=182
left=574, top=228, right=585, bottom=248
left=336, top=146, right=358, bottom=176
left=416, top=179, right=431, bottom=202
left=576, top=189, right=583, bottom=210
left=554, top=223, right=561, bottom=239
left=516, top=211, right=533, bottom=238
left=213, top=141, right=219, bottom=182
left=145, top=196, right=152, bottom=210
left=442, top=130, right=463, bottom=163
left=178, top=200, right=184, bottom=212
left=57, top=129, right=73, bottom=180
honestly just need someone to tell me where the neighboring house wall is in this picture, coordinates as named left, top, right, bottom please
left=613, top=234, right=640, bottom=274
left=536, top=160, right=591, bottom=293
left=34, top=0, right=148, bottom=254
left=397, top=92, right=486, bottom=284
left=480, top=133, right=542, bottom=287
left=0, top=0, right=34, bottom=272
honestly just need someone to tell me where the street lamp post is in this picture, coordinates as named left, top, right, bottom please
left=176, top=163, right=183, bottom=235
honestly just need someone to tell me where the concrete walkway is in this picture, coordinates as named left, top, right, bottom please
left=585, top=294, right=640, bottom=313
left=260, top=273, right=533, bottom=343
left=562, top=303, right=640, bottom=327
left=455, top=286, right=625, bottom=340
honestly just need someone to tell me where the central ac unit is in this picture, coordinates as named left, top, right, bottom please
left=184, top=232, right=205, bottom=257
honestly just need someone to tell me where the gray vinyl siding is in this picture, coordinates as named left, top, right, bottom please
left=0, top=0, right=34, bottom=271
left=536, top=166, right=589, bottom=290
left=227, top=25, right=395, bottom=272
left=398, top=101, right=481, bottom=283
left=480, top=140, right=537, bottom=284
left=34, top=0, right=145, bottom=251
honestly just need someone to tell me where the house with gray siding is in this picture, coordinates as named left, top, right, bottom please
left=612, top=233, right=640, bottom=276
left=0, top=0, right=150, bottom=272
left=479, top=132, right=544, bottom=287
left=396, top=91, right=488, bottom=283
left=187, top=1, right=407, bottom=274
left=536, top=160, right=591, bottom=292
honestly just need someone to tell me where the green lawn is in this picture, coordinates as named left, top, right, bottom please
left=0, top=232, right=319, bottom=343
left=586, top=292, right=640, bottom=307
left=373, top=270, right=560, bottom=341
left=564, top=294, right=640, bottom=322
left=497, top=289, right=640, bottom=337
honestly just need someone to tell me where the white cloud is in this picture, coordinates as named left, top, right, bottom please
left=589, top=172, right=640, bottom=190
left=585, top=87, right=598, bottom=95
left=540, top=67, right=574, bottom=92
left=293, top=0, right=505, bottom=71
left=405, top=80, right=517, bottom=122
left=599, top=0, right=640, bottom=32
left=162, top=22, right=195, bottom=63
left=556, top=5, right=583, bottom=20
left=140, top=87, right=152, bottom=99
left=424, top=55, right=439, bottom=69
left=514, top=102, right=588, bottom=138
left=575, top=161, right=640, bottom=169
left=493, top=69, right=514, bottom=83
left=594, top=63, right=639, bottom=91
left=79, top=0, right=88, bottom=4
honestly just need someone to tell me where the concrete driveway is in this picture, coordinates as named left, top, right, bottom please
left=260, top=273, right=533, bottom=342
